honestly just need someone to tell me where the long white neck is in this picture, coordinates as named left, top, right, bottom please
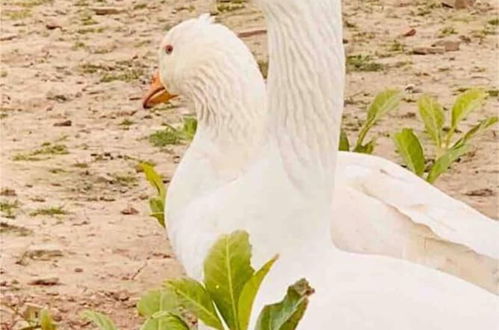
left=186, top=59, right=266, bottom=152
left=261, top=0, right=345, bottom=194
left=167, top=49, right=266, bottom=215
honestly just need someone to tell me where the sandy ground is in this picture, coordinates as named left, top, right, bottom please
left=1, top=0, right=498, bottom=328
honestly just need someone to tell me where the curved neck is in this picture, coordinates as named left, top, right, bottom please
left=262, top=0, right=345, bottom=192
left=185, top=56, right=266, bottom=157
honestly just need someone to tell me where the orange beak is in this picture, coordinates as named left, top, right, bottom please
left=142, top=71, right=177, bottom=109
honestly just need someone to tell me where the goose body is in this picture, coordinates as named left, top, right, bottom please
left=143, top=0, right=499, bottom=327
left=334, top=152, right=499, bottom=293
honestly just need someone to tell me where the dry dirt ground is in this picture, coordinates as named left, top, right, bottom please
left=1, top=0, right=498, bottom=328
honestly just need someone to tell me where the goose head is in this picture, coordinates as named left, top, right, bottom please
left=143, top=14, right=265, bottom=118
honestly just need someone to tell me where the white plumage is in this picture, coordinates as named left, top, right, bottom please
left=144, top=1, right=499, bottom=328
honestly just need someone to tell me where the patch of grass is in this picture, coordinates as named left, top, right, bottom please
left=80, top=11, right=97, bottom=25
left=0, top=112, right=7, bottom=120
left=112, top=173, right=138, bottom=187
left=347, top=55, right=384, bottom=72
left=488, top=18, right=499, bottom=26
left=148, top=118, right=197, bottom=147
left=439, top=26, right=457, bottom=37
left=49, top=168, right=66, bottom=174
left=15, top=0, right=52, bottom=7
left=80, top=61, right=144, bottom=82
left=30, top=206, right=66, bottom=217
left=35, top=143, right=68, bottom=155
left=415, top=1, right=440, bottom=16
left=100, top=68, right=143, bottom=82
left=4, top=9, right=32, bottom=20
left=76, top=27, right=105, bottom=34
left=1, top=71, right=7, bottom=78
left=71, top=41, right=87, bottom=50
left=149, top=127, right=182, bottom=147
left=0, top=200, right=20, bottom=219
left=133, top=3, right=147, bottom=9
left=73, top=162, right=89, bottom=168
left=389, top=40, right=405, bottom=53
left=487, top=89, right=499, bottom=97
left=79, top=63, right=106, bottom=74
left=13, top=143, right=68, bottom=161
left=216, top=2, right=245, bottom=13
left=12, top=153, right=41, bottom=161
left=0, top=222, right=32, bottom=236
left=119, top=119, right=134, bottom=127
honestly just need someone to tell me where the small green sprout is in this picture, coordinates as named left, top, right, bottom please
left=394, top=89, right=497, bottom=183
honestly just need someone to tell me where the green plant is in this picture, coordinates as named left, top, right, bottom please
left=149, top=117, right=198, bottom=147
left=0, top=299, right=56, bottom=330
left=84, top=231, right=313, bottom=330
left=139, top=163, right=166, bottom=227
left=394, top=89, right=497, bottom=183
left=0, top=200, right=20, bottom=219
left=346, top=55, right=384, bottom=72
left=340, top=89, right=403, bottom=153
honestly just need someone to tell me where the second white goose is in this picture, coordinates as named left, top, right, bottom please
left=143, top=15, right=499, bottom=294
left=141, top=2, right=499, bottom=327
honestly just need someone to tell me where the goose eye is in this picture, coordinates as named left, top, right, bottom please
left=164, top=45, right=174, bottom=54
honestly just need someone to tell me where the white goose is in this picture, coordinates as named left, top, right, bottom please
left=142, top=2, right=499, bottom=328
left=143, top=15, right=499, bottom=294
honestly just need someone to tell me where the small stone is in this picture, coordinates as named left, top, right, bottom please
left=121, top=206, right=139, bottom=215
left=74, top=267, right=84, bottom=273
left=459, top=35, right=472, bottom=43
left=465, top=188, right=494, bottom=197
left=442, top=0, right=475, bottom=9
left=403, top=28, right=416, bottom=37
left=29, top=277, right=60, bottom=286
left=46, top=90, right=69, bottom=102
left=46, top=21, right=62, bottom=30
left=0, top=188, right=16, bottom=196
left=433, top=40, right=460, bottom=52
left=53, top=120, right=72, bottom=127
left=0, top=34, right=17, bottom=41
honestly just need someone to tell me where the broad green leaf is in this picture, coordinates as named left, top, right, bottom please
left=204, top=231, right=254, bottom=330
left=39, top=309, right=56, bottom=330
left=353, top=139, right=375, bottom=154
left=427, top=145, right=468, bottom=183
left=140, top=163, right=166, bottom=201
left=238, top=255, right=278, bottom=330
left=140, top=163, right=166, bottom=227
left=418, top=95, right=445, bottom=147
left=166, top=278, right=224, bottom=330
left=452, top=116, right=498, bottom=149
left=338, top=129, right=350, bottom=151
left=255, top=279, right=314, bottom=330
left=149, top=197, right=165, bottom=227
left=140, top=312, right=190, bottom=330
left=81, top=310, right=118, bottom=330
left=355, top=89, right=403, bottom=149
left=448, top=89, right=488, bottom=142
left=137, top=288, right=180, bottom=318
left=393, top=129, right=425, bottom=177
